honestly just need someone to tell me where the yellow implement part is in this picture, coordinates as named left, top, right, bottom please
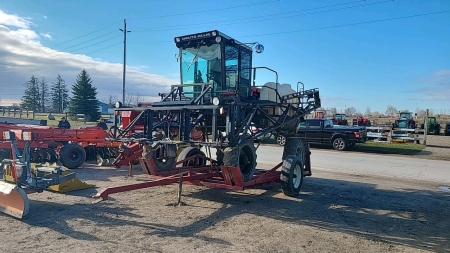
left=46, top=170, right=95, bottom=193
left=3, top=163, right=95, bottom=194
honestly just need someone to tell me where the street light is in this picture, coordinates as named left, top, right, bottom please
left=119, top=19, right=131, bottom=105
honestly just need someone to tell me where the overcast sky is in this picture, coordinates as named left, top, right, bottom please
left=0, top=9, right=177, bottom=106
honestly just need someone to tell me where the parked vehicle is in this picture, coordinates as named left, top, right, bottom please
left=332, top=113, right=348, bottom=126
left=296, top=118, right=367, bottom=151
left=420, top=117, right=441, bottom=135
left=392, top=111, right=416, bottom=129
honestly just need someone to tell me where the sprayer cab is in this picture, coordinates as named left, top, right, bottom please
left=174, top=30, right=262, bottom=99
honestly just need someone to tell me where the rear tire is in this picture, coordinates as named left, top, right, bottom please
left=280, top=155, right=304, bottom=197
left=332, top=137, right=348, bottom=151
left=143, top=144, right=176, bottom=172
left=223, top=139, right=257, bottom=182
left=59, top=144, right=86, bottom=169
left=177, top=147, right=206, bottom=167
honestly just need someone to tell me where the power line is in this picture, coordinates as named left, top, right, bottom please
left=84, top=42, right=123, bottom=56
left=128, top=0, right=280, bottom=20
left=45, top=20, right=123, bottom=49
left=43, top=35, right=122, bottom=58
left=133, top=0, right=373, bottom=32
left=239, top=10, right=450, bottom=38
left=52, top=30, right=118, bottom=53
left=18, top=20, right=123, bottom=57
left=128, top=9, right=449, bottom=45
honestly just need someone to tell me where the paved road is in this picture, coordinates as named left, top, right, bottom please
left=254, top=145, right=450, bottom=184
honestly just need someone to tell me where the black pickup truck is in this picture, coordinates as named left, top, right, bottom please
left=296, top=118, right=367, bottom=150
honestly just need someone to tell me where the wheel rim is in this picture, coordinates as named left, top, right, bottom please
left=69, top=151, right=80, bottom=162
left=334, top=139, right=344, bottom=149
left=277, top=136, right=286, bottom=145
left=239, top=145, right=254, bottom=176
left=293, top=164, right=302, bottom=188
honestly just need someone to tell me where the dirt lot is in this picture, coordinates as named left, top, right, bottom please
left=0, top=135, right=449, bottom=252
left=416, top=134, right=450, bottom=161
left=1, top=161, right=449, bottom=253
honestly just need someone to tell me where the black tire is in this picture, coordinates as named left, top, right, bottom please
left=280, top=155, right=304, bottom=197
left=143, top=145, right=176, bottom=172
left=223, top=139, right=257, bottom=182
left=59, top=144, right=86, bottom=169
left=332, top=137, right=348, bottom=151
left=435, top=125, right=440, bottom=135
left=282, top=138, right=306, bottom=166
left=276, top=135, right=286, bottom=146
left=177, top=147, right=206, bottom=167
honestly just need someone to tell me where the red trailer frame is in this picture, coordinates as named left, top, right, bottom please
left=94, top=147, right=312, bottom=201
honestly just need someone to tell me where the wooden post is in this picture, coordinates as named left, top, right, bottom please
left=423, top=109, right=428, bottom=146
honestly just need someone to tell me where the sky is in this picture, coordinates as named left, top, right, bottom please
left=0, top=0, right=449, bottom=114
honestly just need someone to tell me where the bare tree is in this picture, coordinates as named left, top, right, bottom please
left=102, top=94, right=119, bottom=107
left=385, top=105, right=397, bottom=117
left=125, top=92, right=144, bottom=107
left=372, top=111, right=381, bottom=117
left=364, top=107, right=372, bottom=117
left=417, top=110, right=426, bottom=117
left=345, top=107, right=357, bottom=117
left=330, top=107, right=337, bottom=116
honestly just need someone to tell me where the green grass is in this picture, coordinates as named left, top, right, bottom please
left=352, top=141, right=425, bottom=155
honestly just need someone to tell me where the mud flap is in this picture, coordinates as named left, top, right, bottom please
left=0, top=182, right=30, bottom=219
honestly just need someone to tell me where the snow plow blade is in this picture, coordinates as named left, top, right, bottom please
left=0, top=182, right=29, bottom=219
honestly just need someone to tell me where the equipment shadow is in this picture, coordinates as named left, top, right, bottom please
left=143, top=177, right=450, bottom=252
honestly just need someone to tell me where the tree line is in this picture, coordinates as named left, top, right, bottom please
left=19, top=69, right=146, bottom=122
left=319, top=105, right=445, bottom=118
left=20, top=69, right=100, bottom=121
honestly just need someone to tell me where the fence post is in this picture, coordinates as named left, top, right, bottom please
left=423, top=109, right=428, bottom=146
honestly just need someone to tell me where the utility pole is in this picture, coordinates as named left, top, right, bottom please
left=119, top=19, right=131, bottom=105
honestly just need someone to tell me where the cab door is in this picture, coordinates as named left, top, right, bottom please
left=306, top=120, right=323, bottom=143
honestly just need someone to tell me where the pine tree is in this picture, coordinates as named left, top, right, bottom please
left=68, top=70, right=100, bottom=121
left=21, top=75, right=41, bottom=112
left=40, top=76, right=49, bottom=113
left=51, top=75, right=70, bottom=113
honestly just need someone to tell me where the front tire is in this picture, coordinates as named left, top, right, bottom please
left=276, top=135, right=286, bottom=146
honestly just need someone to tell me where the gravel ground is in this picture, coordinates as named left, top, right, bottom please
left=416, top=134, right=450, bottom=161
left=0, top=163, right=449, bottom=253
